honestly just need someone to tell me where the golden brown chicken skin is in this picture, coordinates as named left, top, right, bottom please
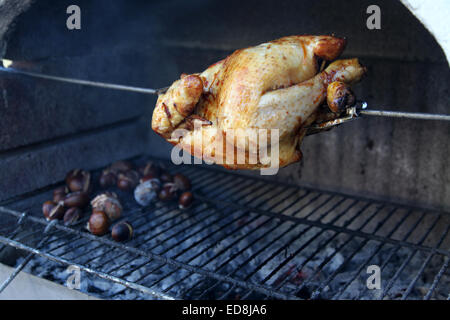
left=152, top=35, right=366, bottom=170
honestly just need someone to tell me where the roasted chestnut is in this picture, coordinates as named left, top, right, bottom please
left=91, top=192, right=122, bottom=221
left=65, top=169, right=91, bottom=193
left=87, top=211, right=110, bottom=236
left=63, top=191, right=89, bottom=208
left=109, top=160, right=133, bottom=174
left=173, top=173, right=191, bottom=191
left=99, top=169, right=117, bottom=188
left=160, top=171, right=173, bottom=183
left=158, top=183, right=177, bottom=201
left=63, top=207, right=82, bottom=226
left=117, top=170, right=140, bottom=191
left=179, top=191, right=194, bottom=209
left=53, top=186, right=68, bottom=203
left=139, top=162, right=161, bottom=178
left=134, top=179, right=161, bottom=206
left=111, top=221, right=133, bottom=242
left=42, top=200, right=65, bottom=221
left=42, top=201, right=54, bottom=218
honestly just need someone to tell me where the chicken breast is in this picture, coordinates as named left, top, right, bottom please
left=152, top=35, right=366, bottom=171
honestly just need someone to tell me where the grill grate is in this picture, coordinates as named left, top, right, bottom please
left=0, top=156, right=448, bottom=300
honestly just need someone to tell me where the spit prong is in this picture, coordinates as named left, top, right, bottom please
left=306, top=106, right=359, bottom=135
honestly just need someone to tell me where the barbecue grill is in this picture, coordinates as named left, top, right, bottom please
left=0, top=0, right=449, bottom=300
left=0, top=156, right=449, bottom=300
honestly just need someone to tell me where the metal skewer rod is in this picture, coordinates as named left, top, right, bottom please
left=1, top=60, right=449, bottom=122
left=359, top=109, right=450, bottom=121
left=0, top=65, right=164, bottom=95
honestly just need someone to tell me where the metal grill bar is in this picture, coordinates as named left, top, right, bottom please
left=0, top=220, right=58, bottom=293
left=332, top=209, right=417, bottom=299
left=401, top=225, right=450, bottom=299
left=377, top=214, right=442, bottom=299
left=424, top=257, right=449, bottom=300
left=0, top=212, right=27, bottom=255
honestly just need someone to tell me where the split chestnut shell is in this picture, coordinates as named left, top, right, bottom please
left=91, top=192, right=123, bottom=221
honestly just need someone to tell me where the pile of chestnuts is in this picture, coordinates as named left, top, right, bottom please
left=42, top=167, right=133, bottom=242
left=99, top=160, right=194, bottom=210
left=133, top=162, right=194, bottom=210
left=99, top=160, right=140, bottom=191
left=41, top=159, right=193, bottom=244
left=42, top=169, right=92, bottom=226
left=82, top=191, right=133, bottom=242
left=87, top=192, right=132, bottom=242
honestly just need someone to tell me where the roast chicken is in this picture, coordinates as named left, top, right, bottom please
left=152, top=35, right=366, bottom=171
